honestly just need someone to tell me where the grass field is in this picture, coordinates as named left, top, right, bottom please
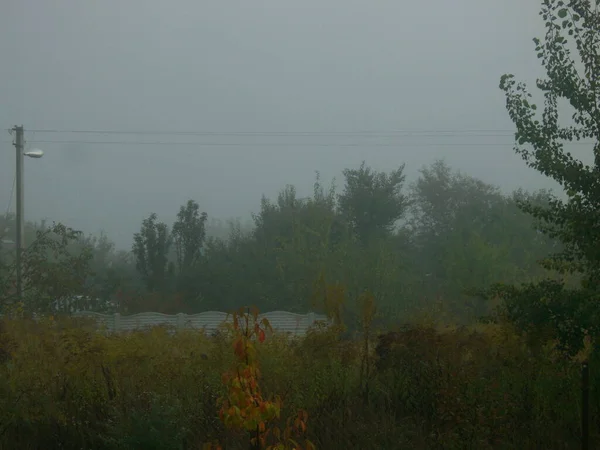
left=0, top=314, right=598, bottom=449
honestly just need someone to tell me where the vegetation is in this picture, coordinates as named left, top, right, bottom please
left=0, top=0, right=599, bottom=448
left=0, top=311, right=598, bottom=449
left=491, top=0, right=600, bottom=354
left=0, top=157, right=561, bottom=324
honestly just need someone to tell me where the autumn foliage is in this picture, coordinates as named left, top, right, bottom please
left=206, top=307, right=314, bottom=450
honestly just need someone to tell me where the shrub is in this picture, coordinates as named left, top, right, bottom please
left=0, top=309, right=599, bottom=449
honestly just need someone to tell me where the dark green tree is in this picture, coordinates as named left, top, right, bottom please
left=132, top=213, right=173, bottom=292
left=199, top=174, right=346, bottom=313
left=200, top=221, right=265, bottom=311
left=338, top=161, right=409, bottom=243
left=0, top=223, right=94, bottom=316
left=410, top=160, right=501, bottom=239
left=172, top=199, right=208, bottom=273
left=493, top=0, right=600, bottom=352
left=75, top=232, right=141, bottom=311
left=249, top=176, right=344, bottom=311
left=409, top=161, right=558, bottom=320
left=170, top=200, right=208, bottom=308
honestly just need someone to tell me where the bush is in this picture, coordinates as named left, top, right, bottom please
left=0, top=314, right=598, bottom=449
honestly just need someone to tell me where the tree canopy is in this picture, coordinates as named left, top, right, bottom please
left=0, top=158, right=561, bottom=331
left=490, top=0, right=600, bottom=353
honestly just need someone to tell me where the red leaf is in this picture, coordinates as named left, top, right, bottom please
left=234, top=339, right=245, bottom=358
left=258, top=329, right=266, bottom=343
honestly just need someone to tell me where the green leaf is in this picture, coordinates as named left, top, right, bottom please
left=495, top=0, right=600, bottom=353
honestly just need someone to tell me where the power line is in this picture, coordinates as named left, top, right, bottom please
left=1, top=139, right=595, bottom=147
left=2, top=127, right=596, bottom=148
left=14, top=128, right=518, bottom=137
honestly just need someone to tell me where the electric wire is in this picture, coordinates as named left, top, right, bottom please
left=1, top=140, right=595, bottom=147
left=2, top=128, right=597, bottom=147
left=16, top=128, right=518, bottom=136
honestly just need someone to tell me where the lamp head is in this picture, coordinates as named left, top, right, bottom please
left=24, top=148, right=44, bottom=158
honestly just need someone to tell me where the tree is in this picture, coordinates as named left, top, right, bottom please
left=338, top=162, right=409, bottom=243
left=132, top=213, right=173, bottom=292
left=0, top=223, right=94, bottom=316
left=410, top=160, right=501, bottom=239
left=409, top=161, right=559, bottom=320
left=75, top=233, right=141, bottom=312
left=172, top=199, right=208, bottom=273
left=198, top=174, right=347, bottom=313
left=249, top=176, right=344, bottom=311
left=169, top=200, right=208, bottom=308
left=493, top=0, right=600, bottom=352
left=409, top=160, right=506, bottom=297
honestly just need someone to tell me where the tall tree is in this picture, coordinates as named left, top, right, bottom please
left=338, top=162, right=409, bottom=243
left=132, top=213, right=172, bottom=292
left=172, top=200, right=208, bottom=273
left=494, top=0, right=600, bottom=352
left=249, top=176, right=344, bottom=311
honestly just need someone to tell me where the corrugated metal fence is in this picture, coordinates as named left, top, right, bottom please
left=70, top=310, right=330, bottom=336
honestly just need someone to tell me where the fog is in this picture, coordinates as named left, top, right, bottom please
left=0, top=0, right=576, bottom=249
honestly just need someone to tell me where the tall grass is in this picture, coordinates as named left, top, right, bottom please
left=0, top=315, right=598, bottom=449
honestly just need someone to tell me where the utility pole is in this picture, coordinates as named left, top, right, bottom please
left=13, top=125, right=25, bottom=304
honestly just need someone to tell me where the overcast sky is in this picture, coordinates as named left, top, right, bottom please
left=0, top=0, right=586, bottom=249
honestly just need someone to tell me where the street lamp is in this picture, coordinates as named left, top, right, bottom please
left=25, top=149, right=44, bottom=159
left=12, top=125, right=44, bottom=304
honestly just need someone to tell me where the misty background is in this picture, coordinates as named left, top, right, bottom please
left=0, top=0, right=576, bottom=249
